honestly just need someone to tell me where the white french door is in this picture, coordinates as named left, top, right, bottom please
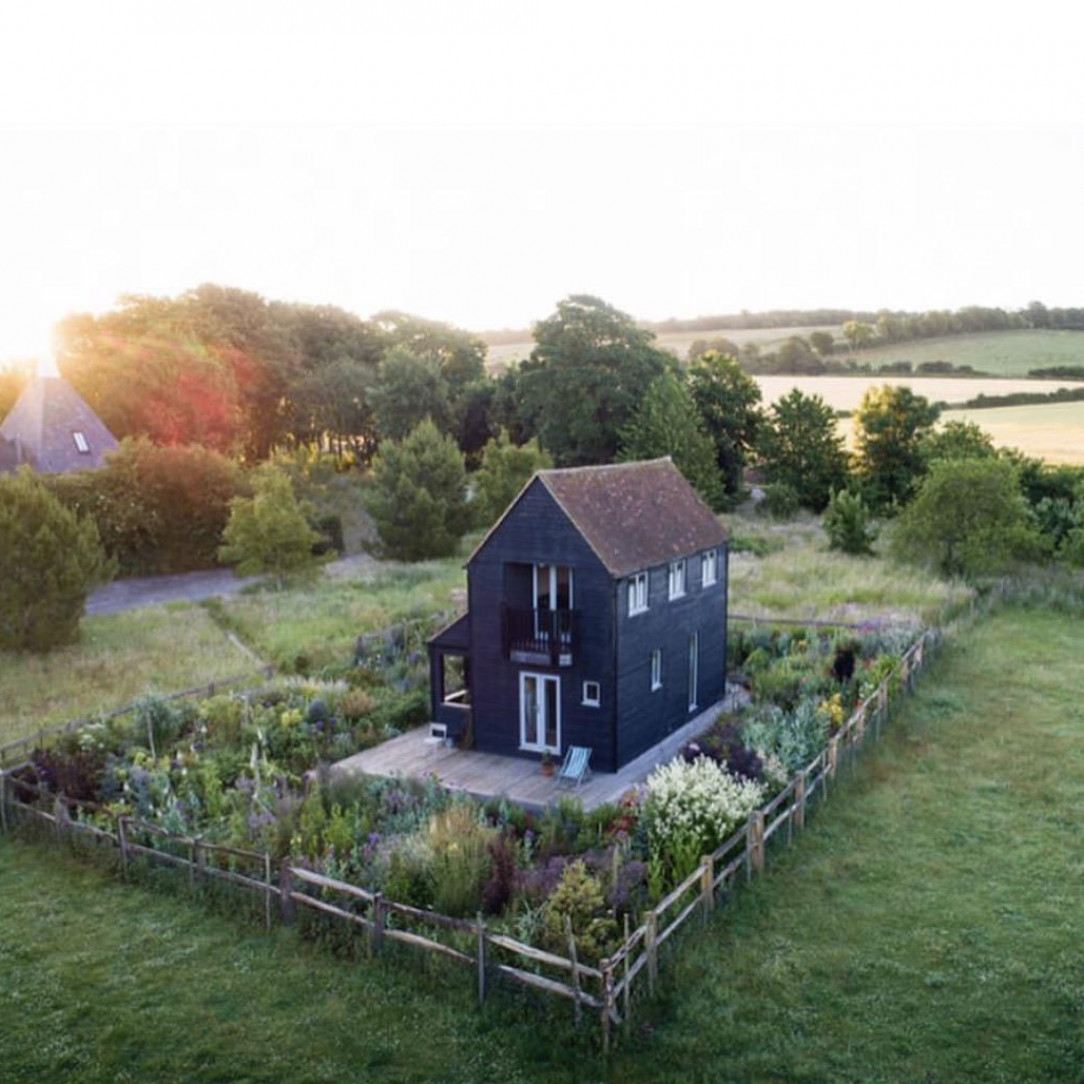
left=520, top=672, right=561, bottom=753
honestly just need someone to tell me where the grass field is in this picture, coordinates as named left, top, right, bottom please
left=207, top=555, right=468, bottom=673
left=0, top=605, right=255, bottom=745
left=2, top=607, right=1080, bottom=1081
left=942, top=400, right=1084, bottom=465
left=849, top=328, right=1084, bottom=377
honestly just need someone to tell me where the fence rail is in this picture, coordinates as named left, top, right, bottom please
left=1, top=625, right=942, bottom=1049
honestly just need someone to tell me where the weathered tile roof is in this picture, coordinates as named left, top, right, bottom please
left=0, top=376, right=118, bottom=474
left=538, top=458, right=728, bottom=578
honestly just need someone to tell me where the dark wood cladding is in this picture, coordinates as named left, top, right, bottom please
left=433, top=462, right=730, bottom=775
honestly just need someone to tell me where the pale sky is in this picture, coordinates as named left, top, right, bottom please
left=2, top=1, right=1084, bottom=360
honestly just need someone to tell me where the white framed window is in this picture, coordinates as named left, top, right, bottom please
left=582, top=681, right=601, bottom=707
left=72, top=431, right=90, bottom=454
left=668, top=559, right=686, bottom=600
left=650, top=649, right=662, bottom=691
left=701, top=549, right=717, bottom=587
left=627, top=572, right=648, bottom=615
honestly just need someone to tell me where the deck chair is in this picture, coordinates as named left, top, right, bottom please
left=556, top=745, right=593, bottom=789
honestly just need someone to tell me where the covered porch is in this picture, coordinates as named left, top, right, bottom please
left=332, top=688, right=746, bottom=812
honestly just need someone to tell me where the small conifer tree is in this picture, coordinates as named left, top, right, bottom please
left=367, top=419, right=470, bottom=560
left=472, top=429, right=552, bottom=528
left=823, top=489, right=877, bottom=555
left=0, top=468, right=115, bottom=650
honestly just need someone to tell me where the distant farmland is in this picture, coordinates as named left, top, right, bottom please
left=941, top=400, right=1084, bottom=464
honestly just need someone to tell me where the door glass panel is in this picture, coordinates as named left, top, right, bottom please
left=555, top=566, right=572, bottom=610
left=523, top=676, right=539, bottom=746
left=544, top=678, right=559, bottom=749
left=535, top=564, right=552, bottom=611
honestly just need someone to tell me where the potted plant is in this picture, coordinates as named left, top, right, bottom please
left=540, top=751, right=555, bottom=777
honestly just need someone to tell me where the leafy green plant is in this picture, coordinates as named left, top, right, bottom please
left=540, top=860, right=618, bottom=963
left=823, top=489, right=877, bottom=555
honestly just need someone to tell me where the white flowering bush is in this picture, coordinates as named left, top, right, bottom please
left=644, top=756, right=766, bottom=889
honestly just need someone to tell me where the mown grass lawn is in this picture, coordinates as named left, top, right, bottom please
left=1, top=608, right=1080, bottom=1082
left=0, top=604, right=255, bottom=745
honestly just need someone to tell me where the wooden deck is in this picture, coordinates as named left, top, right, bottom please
left=332, top=687, right=747, bottom=811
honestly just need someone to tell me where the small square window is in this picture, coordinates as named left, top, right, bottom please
left=582, top=681, right=601, bottom=707
left=628, top=572, right=648, bottom=615
left=668, top=559, right=686, bottom=600
left=72, top=431, right=90, bottom=454
left=650, top=649, right=662, bottom=691
left=702, top=549, right=717, bottom=587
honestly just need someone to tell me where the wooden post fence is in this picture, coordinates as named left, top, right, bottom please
left=645, top=909, right=658, bottom=996
left=279, top=861, right=295, bottom=925
left=117, top=815, right=130, bottom=877
left=565, top=915, right=583, bottom=1027
left=699, top=855, right=714, bottom=925
left=794, top=770, right=807, bottom=831
left=476, top=914, right=487, bottom=1007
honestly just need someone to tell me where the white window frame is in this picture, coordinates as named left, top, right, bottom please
left=627, top=571, right=648, bottom=616
left=582, top=680, right=601, bottom=707
left=519, top=672, right=561, bottom=754
left=688, top=633, right=699, bottom=712
left=650, top=649, right=662, bottom=691
left=72, top=431, right=90, bottom=454
left=668, top=559, right=686, bottom=600
left=701, top=549, right=717, bottom=587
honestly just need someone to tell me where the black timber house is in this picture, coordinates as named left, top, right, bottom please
left=428, top=458, right=729, bottom=773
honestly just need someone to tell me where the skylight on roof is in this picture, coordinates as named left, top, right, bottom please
left=72, top=431, right=90, bottom=454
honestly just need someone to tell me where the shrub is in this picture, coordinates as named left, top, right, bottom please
left=540, top=860, right=618, bottom=963
left=742, top=698, right=830, bottom=774
left=823, top=489, right=877, bottom=555
left=0, top=469, right=115, bottom=650
left=426, top=804, right=494, bottom=916
left=759, top=482, right=800, bottom=519
left=219, top=466, right=322, bottom=587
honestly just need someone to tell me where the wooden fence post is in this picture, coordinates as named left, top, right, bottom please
left=622, top=913, right=631, bottom=1026
left=565, top=915, right=582, bottom=1028
left=794, top=771, right=807, bottom=831
left=700, top=855, right=714, bottom=925
left=856, top=705, right=867, bottom=747
left=372, top=891, right=385, bottom=954
left=117, top=815, right=130, bottom=877
left=0, top=771, right=8, bottom=835
left=187, top=838, right=196, bottom=892
left=279, top=861, right=296, bottom=925
left=194, top=837, right=205, bottom=885
left=600, top=959, right=614, bottom=1054
left=752, top=811, right=765, bottom=875
left=645, top=909, right=658, bottom=997
left=54, top=796, right=65, bottom=844
left=264, top=852, right=272, bottom=932
left=476, top=913, right=487, bottom=1007
left=826, top=737, right=840, bottom=797
left=745, top=813, right=754, bottom=882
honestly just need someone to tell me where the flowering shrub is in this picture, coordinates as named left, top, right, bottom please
left=644, top=756, right=765, bottom=886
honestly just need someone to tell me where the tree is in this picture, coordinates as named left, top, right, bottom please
left=472, top=429, right=552, bottom=527
left=921, top=420, right=996, bottom=465
left=854, top=385, right=940, bottom=510
left=686, top=351, right=762, bottom=500
left=841, top=320, right=874, bottom=351
left=370, top=347, right=451, bottom=441
left=808, top=331, right=835, bottom=357
left=756, top=388, right=848, bottom=511
left=0, top=469, right=115, bottom=650
left=518, top=295, right=673, bottom=466
left=619, top=373, right=724, bottom=508
left=823, top=489, right=876, bottom=555
left=891, top=458, right=1045, bottom=578
left=366, top=419, right=470, bottom=560
left=219, top=466, right=321, bottom=587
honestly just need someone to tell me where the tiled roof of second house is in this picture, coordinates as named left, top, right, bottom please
left=538, top=458, right=728, bottom=578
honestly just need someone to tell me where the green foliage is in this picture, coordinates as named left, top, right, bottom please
left=756, top=388, right=848, bottom=511
left=426, top=804, right=495, bottom=916
left=758, top=482, right=800, bottom=520
left=809, top=330, right=835, bottom=356
left=219, top=466, right=322, bottom=587
left=369, top=346, right=452, bottom=441
left=892, top=458, right=1046, bottom=578
left=823, top=489, right=877, bottom=555
left=540, top=859, right=618, bottom=964
left=471, top=429, right=552, bottom=528
left=921, top=420, right=996, bottom=464
left=367, top=419, right=470, bottom=561
left=45, top=438, right=244, bottom=576
left=854, top=384, right=940, bottom=510
left=687, top=350, right=763, bottom=499
left=0, top=469, right=115, bottom=651
left=619, top=372, right=724, bottom=508
left=518, top=294, right=672, bottom=466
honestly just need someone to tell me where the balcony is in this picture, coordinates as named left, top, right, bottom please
left=501, top=605, right=577, bottom=667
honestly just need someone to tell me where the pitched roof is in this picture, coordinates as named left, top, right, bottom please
left=0, top=376, right=118, bottom=474
left=468, top=457, right=725, bottom=578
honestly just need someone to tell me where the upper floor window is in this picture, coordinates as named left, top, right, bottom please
left=72, top=431, right=90, bottom=454
left=582, top=680, right=601, bottom=707
left=668, top=559, right=686, bottom=600
left=628, top=572, right=648, bottom=615
left=701, top=549, right=717, bottom=587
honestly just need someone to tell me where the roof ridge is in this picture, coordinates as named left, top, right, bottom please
left=537, top=456, right=672, bottom=478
